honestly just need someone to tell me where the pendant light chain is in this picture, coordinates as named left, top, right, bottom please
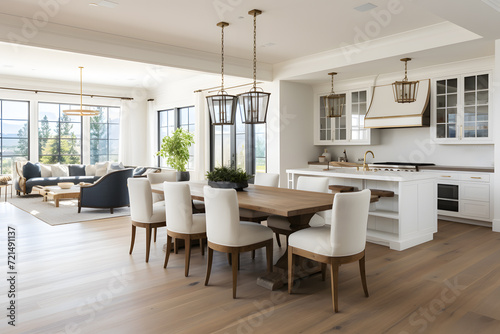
left=404, top=60, right=408, bottom=82
left=221, top=24, right=225, bottom=91
left=253, top=11, right=257, bottom=90
left=331, top=73, right=334, bottom=93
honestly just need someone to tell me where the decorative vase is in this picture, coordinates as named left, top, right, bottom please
left=208, top=180, right=248, bottom=191
left=323, top=149, right=331, bottom=162
left=176, top=171, right=190, bottom=182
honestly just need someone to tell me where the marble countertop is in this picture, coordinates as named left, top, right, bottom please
left=287, top=168, right=438, bottom=182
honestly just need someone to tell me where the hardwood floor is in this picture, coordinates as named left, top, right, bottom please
left=1, top=202, right=500, bottom=334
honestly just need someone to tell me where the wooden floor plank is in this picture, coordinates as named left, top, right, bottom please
left=2, top=202, right=500, bottom=334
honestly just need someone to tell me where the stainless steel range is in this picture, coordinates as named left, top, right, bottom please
left=370, top=162, right=435, bottom=172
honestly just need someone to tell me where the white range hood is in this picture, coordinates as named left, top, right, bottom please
left=364, top=79, right=430, bottom=128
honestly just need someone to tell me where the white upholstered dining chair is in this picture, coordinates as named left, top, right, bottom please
left=163, top=182, right=207, bottom=277
left=203, top=186, right=274, bottom=298
left=288, top=189, right=371, bottom=312
left=239, top=172, right=279, bottom=258
left=267, top=176, right=329, bottom=247
left=127, top=178, right=166, bottom=262
left=147, top=171, right=176, bottom=202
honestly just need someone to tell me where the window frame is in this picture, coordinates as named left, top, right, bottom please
left=0, top=99, right=30, bottom=175
left=209, top=112, right=267, bottom=175
left=89, top=106, right=120, bottom=164
left=157, top=106, right=196, bottom=169
left=38, top=102, right=84, bottom=164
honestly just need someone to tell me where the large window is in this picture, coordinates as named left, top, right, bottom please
left=0, top=100, right=29, bottom=174
left=210, top=111, right=266, bottom=174
left=90, top=107, right=120, bottom=164
left=38, top=103, right=82, bottom=164
left=158, top=106, right=195, bottom=169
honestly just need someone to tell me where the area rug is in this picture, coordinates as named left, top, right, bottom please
left=8, top=195, right=130, bottom=226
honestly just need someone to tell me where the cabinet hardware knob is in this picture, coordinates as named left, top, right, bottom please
left=470, top=177, right=482, bottom=179
left=441, top=175, right=451, bottom=178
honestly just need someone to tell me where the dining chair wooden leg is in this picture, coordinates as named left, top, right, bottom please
left=200, top=238, right=205, bottom=256
left=174, top=239, right=179, bottom=254
left=185, top=238, right=192, bottom=277
left=266, top=241, right=273, bottom=273
left=145, top=226, right=152, bottom=263
left=251, top=250, right=256, bottom=259
left=163, top=235, right=173, bottom=268
left=227, top=253, right=232, bottom=265
left=232, top=251, right=239, bottom=299
left=321, top=263, right=327, bottom=281
left=359, top=255, right=369, bottom=297
left=288, top=247, right=294, bottom=294
left=205, top=247, right=213, bottom=286
left=129, top=225, right=136, bottom=254
left=275, top=233, right=281, bottom=248
left=154, top=227, right=157, bottom=243
left=331, top=262, right=339, bottom=313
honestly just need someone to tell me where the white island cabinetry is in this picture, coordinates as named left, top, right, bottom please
left=286, top=168, right=437, bottom=251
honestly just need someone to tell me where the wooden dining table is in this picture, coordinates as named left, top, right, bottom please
left=151, top=181, right=378, bottom=290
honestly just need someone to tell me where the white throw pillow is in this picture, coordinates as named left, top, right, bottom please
left=107, top=162, right=124, bottom=173
left=95, top=161, right=109, bottom=177
left=51, top=164, right=69, bottom=177
left=40, top=164, right=52, bottom=177
left=85, top=164, right=96, bottom=176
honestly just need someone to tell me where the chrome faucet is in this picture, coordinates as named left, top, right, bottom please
left=363, top=150, right=374, bottom=171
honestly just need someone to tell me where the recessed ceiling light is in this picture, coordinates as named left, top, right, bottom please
left=262, top=42, right=276, bottom=48
left=482, top=0, right=500, bottom=12
left=354, top=3, right=377, bottom=12
left=89, top=3, right=98, bottom=6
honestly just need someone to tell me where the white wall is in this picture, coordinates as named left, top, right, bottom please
left=325, top=128, right=494, bottom=166
left=278, top=81, right=319, bottom=186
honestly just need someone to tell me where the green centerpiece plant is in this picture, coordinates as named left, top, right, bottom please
left=156, top=128, right=194, bottom=181
left=206, top=166, right=252, bottom=190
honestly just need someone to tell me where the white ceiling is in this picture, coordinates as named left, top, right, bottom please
left=0, top=0, right=499, bottom=86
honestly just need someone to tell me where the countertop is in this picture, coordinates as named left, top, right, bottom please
left=307, top=161, right=494, bottom=173
left=287, top=168, right=437, bottom=182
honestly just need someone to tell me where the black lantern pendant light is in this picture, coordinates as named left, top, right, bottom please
left=206, top=22, right=238, bottom=125
left=238, top=9, right=270, bottom=124
left=392, top=58, right=419, bottom=103
left=322, top=72, right=345, bottom=118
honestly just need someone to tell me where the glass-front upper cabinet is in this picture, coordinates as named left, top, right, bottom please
left=433, top=72, right=491, bottom=144
left=315, top=89, right=372, bottom=145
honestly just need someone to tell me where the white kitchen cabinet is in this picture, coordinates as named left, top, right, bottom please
left=431, top=72, right=492, bottom=144
left=430, top=171, right=493, bottom=223
left=314, top=89, right=374, bottom=145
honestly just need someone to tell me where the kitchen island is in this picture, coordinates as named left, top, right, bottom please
left=287, top=168, right=437, bottom=251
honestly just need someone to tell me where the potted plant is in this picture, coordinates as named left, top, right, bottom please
left=156, top=128, right=194, bottom=181
left=206, top=166, right=252, bottom=191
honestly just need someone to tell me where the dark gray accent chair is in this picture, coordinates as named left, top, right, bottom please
left=78, top=168, right=133, bottom=214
